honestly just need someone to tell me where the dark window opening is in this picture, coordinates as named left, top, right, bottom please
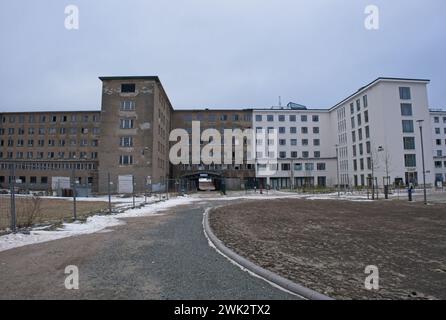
left=121, top=83, right=136, bottom=93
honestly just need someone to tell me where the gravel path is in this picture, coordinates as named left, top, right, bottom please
left=0, top=200, right=297, bottom=300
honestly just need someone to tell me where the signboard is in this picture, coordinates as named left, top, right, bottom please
left=52, top=177, right=71, bottom=190
left=118, top=175, right=133, bottom=194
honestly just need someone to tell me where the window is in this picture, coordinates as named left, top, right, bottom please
left=294, top=163, right=303, bottom=171
left=351, top=117, right=355, bottom=129
left=312, top=115, right=319, bottom=122
left=317, top=163, right=326, bottom=171
left=436, top=139, right=442, bottom=146
left=404, top=154, right=416, bottom=167
left=363, top=95, right=368, bottom=108
left=357, top=114, right=362, bottom=126
left=291, top=151, right=298, bottom=158
left=366, top=141, right=371, bottom=154
left=399, top=87, right=411, bottom=100
left=313, top=139, right=320, bottom=146
left=365, top=126, right=370, bottom=139
left=301, top=115, right=307, bottom=122
left=255, top=115, right=262, bottom=122
left=356, top=99, right=361, bottom=112
left=352, top=131, right=356, bottom=143
left=120, top=137, right=133, bottom=147
left=120, top=119, right=134, bottom=129
left=401, top=103, right=413, bottom=116
left=302, top=139, right=309, bottom=146
left=302, top=151, right=309, bottom=158
left=279, top=139, right=286, bottom=146
left=290, top=127, right=297, bottom=134
left=305, top=163, right=314, bottom=171
left=278, top=115, right=285, bottom=122
left=232, top=114, right=240, bottom=121
left=291, top=139, right=297, bottom=146
left=119, top=155, right=133, bottom=165
left=41, top=177, right=48, bottom=184
left=435, top=128, right=440, bottom=134
left=364, top=111, right=369, bottom=123
left=121, top=100, right=136, bottom=111
left=301, top=127, right=308, bottom=134
left=350, top=103, right=354, bottom=114
left=403, top=137, right=415, bottom=150
left=353, top=145, right=357, bottom=157
left=402, top=120, right=414, bottom=133
left=221, top=115, right=228, bottom=121
left=314, top=151, right=321, bottom=158
left=267, top=115, right=274, bottom=122
left=290, top=115, right=296, bottom=122
left=279, top=127, right=286, bottom=134
left=279, top=151, right=286, bottom=159
left=121, top=83, right=136, bottom=93
left=281, top=163, right=290, bottom=171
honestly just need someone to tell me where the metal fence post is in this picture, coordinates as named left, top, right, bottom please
left=10, top=165, right=17, bottom=233
left=108, top=172, right=112, bottom=214
left=72, top=165, right=77, bottom=221
left=132, top=175, right=136, bottom=209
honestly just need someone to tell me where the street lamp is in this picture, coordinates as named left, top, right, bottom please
left=377, top=146, right=390, bottom=199
left=335, top=144, right=340, bottom=197
left=416, top=120, right=428, bottom=205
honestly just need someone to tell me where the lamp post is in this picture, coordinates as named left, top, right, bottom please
left=377, top=146, right=389, bottom=199
left=335, top=144, right=340, bottom=197
left=416, top=120, right=428, bottom=205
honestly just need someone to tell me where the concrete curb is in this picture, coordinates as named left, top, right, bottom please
left=203, top=208, right=334, bottom=300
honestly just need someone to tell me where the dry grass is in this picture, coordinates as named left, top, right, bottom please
left=0, top=196, right=109, bottom=230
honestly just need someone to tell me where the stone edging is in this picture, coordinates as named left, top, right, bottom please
left=203, top=208, right=334, bottom=300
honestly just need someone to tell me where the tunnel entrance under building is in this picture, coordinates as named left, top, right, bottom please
left=182, top=172, right=223, bottom=192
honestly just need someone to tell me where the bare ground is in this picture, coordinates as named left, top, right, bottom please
left=0, top=197, right=110, bottom=230
left=209, top=199, right=446, bottom=300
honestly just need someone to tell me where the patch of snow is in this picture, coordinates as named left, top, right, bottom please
left=0, top=196, right=196, bottom=252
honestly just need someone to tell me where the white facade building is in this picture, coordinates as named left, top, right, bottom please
left=431, top=110, right=446, bottom=185
left=253, top=77, right=440, bottom=189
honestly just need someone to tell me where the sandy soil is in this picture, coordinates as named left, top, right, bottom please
left=209, top=199, right=446, bottom=300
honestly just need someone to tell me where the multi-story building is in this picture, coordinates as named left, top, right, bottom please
left=0, top=111, right=101, bottom=192
left=330, top=77, right=434, bottom=189
left=0, top=76, right=444, bottom=194
left=171, top=109, right=255, bottom=190
left=97, top=76, right=172, bottom=193
left=431, top=110, right=446, bottom=185
left=253, top=105, right=337, bottom=189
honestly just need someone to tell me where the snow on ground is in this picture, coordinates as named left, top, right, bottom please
left=0, top=191, right=394, bottom=252
left=0, top=196, right=196, bottom=252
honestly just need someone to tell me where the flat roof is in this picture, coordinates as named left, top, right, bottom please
left=98, top=76, right=161, bottom=82
left=330, top=77, right=430, bottom=111
left=0, top=110, right=100, bottom=114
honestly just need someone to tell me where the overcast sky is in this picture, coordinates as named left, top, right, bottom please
left=1, top=0, right=445, bottom=112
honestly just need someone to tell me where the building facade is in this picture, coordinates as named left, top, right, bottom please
left=431, top=110, right=446, bottom=184
left=0, top=76, right=444, bottom=194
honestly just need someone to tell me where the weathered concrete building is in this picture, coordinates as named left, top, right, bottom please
left=97, top=76, right=172, bottom=193
left=1, top=75, right=444, bottom=194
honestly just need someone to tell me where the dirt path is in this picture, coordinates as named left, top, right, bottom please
left=0, top=200, right=296, bottom=300
left=209, top=199, right=446, bottom=300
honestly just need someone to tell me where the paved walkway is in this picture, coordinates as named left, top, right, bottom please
left=0, top=199, right=297, bottom=300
